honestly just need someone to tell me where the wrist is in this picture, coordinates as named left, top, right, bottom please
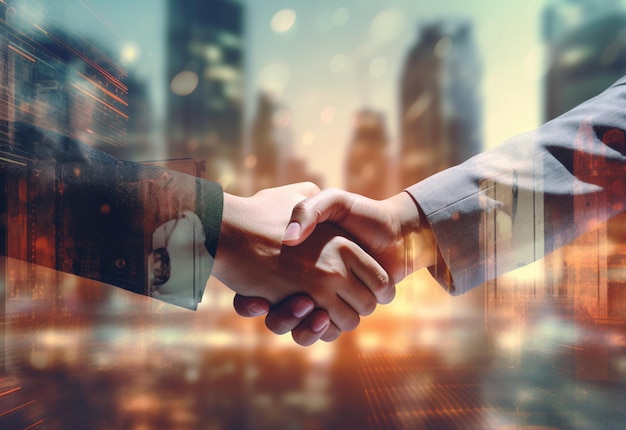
left=211, top=191, right=283, bottom=298
left=212, top=192, right=246, bottom=283
left=395, top=191, right=422, bottom=235
left=386, top=191, right=437, bottom=278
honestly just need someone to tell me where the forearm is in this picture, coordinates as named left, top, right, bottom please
left=408, top=76, right=626, bottom=295
left=3, top=123, right=224, bottom=309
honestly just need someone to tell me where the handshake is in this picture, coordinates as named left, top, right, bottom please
left=186, top=78, right=626, bottom=342
left=211, top=182, right=437, bottom=346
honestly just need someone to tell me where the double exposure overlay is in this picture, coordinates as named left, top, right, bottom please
left=1, top=0, right=626, bottom=429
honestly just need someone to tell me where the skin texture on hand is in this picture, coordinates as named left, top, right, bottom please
left=283, top=189, right=435, bottom=283
left=212, top=183, right=395, bottom=337
left=233, top=188, right=437, bottom=346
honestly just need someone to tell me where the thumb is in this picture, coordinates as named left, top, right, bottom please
left=290, top=181, right=321, bottom=198
left=282, top=188, right=354, bottom=246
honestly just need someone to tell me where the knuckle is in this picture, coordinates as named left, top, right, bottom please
left=333, top=236, right=352, bottom=251
left=375, top=277, right=395, bottom=304
left=303, top=181, right=321, bottom=193
left=291, top=201, right=309, bottom=219
left=361, top=298, right=377, bottom=316
left=375, top=271, right=391, bottom=292
left=326, top=187, right=345, bottom=200
left=342, top=313, right=360, bottom=332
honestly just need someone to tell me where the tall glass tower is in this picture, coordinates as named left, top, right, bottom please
left=166, top=0, right=244, bottom=185
left=543, top=0, right=626, bottom=381
left=399, top=20, right=482, bottom=188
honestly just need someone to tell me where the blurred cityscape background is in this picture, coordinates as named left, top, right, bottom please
left=1, top=0, right=626, bottom=428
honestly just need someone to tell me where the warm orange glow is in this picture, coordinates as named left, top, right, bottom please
left=1, top=1, right=626, bottom=429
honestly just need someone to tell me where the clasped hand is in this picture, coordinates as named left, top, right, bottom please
left=212, top=183, right=399, bottom=344
left=217, top=183, right=435, bottom=346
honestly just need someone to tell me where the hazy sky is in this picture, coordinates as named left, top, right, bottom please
left=30, top=0, right=550, bottom=187
left=241, top=0, right=547, bottom=187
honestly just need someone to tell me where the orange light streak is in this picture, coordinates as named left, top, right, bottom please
left=69, top=83, right=129, bottom=119
left=8, top=44, right=36, bottom=63
left=0, top=400, right=37, bottom=418
left=24, top=419, right=45, bottom=430
left=0, top=386, right=21, bottom=398
left=48, top=34, right=127, bottom=92
left=77, top=72, right=128, bottom=106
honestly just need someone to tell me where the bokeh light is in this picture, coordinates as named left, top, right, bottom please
left=257, top=62, right=291, bottom=96
left=120, top=41, right=140, bottom=63
left=170, top=70, right=199, bottom=96
left=331, top=7, right=350, bottom=27
left=301, top=131, right=315, bottom=146
left=369, top=56, right=387, bottom=78
left=271, top=9, right=296, bottom=33
left=368, top=8, right=405, bottom=45
left=329, top=54, right=347, bottom=73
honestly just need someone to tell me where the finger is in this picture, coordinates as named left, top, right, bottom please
left=342, top=242, right=396, bottom=305
left=233, top=294, right=270, bottom=317
left=291, top=309, right=332, bottom=346
left=320, top=323, right=341, bottom=342
left=283, top=188, right=354, bottom=246
left=328, top=238, right=394, bottom=311
left=264, top=295, right=316, bottom=335
left=324, top=296, right=361, bottom=332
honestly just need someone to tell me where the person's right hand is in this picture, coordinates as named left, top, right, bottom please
left=233, top=188, right=437, bottom=345
left=283, top=189, right=431, bottom=282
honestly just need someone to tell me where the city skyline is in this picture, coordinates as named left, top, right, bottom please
left=30, top=0, right=550, bottom=188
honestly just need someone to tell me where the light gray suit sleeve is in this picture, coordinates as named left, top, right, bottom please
left=406, top=76, right=626, bottom=295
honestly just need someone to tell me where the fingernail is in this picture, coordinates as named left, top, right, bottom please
left=249, top=303, right=268, bottom=316
left=282, top=222, right=301, bottom=242
left=312, top=314, right=330, bottom=333
left=292, top=299, right=314, bottom=318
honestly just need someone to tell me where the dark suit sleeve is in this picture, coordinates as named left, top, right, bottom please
left=406, top=76, right=626, bottom=295
left=1, top=123, right=222, bottom=309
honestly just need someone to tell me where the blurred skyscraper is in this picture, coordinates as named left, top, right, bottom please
left=166, top=0, right=244, bottom=187
left=352, top=22, right=488, bottom=429
left=0, top=5, right=133, bottom=311
left=124, top=75, right=153, bottom=159
left=344, top=109, right=392, bottom=200
left=399, top=20, right=482, bottom=188
left=543, top=0, right=626, bottom=321
left=481, top=0, right=626, bottom=394
left=0, top=2, right=135, bottom=427
left=246, top=91, right=323, bottom=194
left=543, top=0, right=626, bottom=120
left=247, top=92, right=280, bottom=192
